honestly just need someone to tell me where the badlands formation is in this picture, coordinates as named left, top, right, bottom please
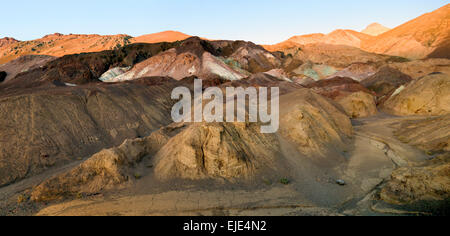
left=0, top=4, right=449, bottom=216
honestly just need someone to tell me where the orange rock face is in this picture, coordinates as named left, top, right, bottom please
left=131, top=31, right=191, bottom=44
left=0, top=31, right=193, bottom=65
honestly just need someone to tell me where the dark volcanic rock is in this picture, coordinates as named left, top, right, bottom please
left=361, top=66, right=412, bottom=100
left=0, top=71, right=6, bottom=82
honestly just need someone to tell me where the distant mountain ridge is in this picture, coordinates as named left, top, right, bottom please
left=265, top=4, right=450, bottom=59
left=361, top=4, right=450, bottom=59
left=0, top=31, right=192, bottom=64
left=361, top=23, right=391, bottom=36
left=1, top=4, right=449, bottom=64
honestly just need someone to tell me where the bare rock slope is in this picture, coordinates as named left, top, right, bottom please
left=382, top=73, right=450, bottom=116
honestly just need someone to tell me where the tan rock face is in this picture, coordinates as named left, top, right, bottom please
left=361, top=66, right=413, bottom=99
left=0, top=55, right=56, bottom=82
left=156, top=87, right=353, bottom=180
left=31, top=129, right=171, bottom=202
left=381, top=153, right=450, bottom=205
left=382, top=73, right=450, bottom=116
left=395, top=114, right=450, bottom=152
left=279, top=89, right=353, bottom=156
left=388, top=58, right=450, bottom=80
left=336, top=91, right=378, bottom=118
left=155, top=122, right=281, bottom=180
left=306, top=77, right=378, bottom=118
left=361, top=23, right=391, bottom=37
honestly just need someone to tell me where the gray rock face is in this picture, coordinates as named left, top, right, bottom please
left=362, top=66, right=412, bottom=99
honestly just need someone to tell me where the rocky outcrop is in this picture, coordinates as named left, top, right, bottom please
left=98, top=67, right=131, bottom=82
left=273, top=44, right=387, bottom=77
left=31, top=127, right=172, bottom=202
left=290, top=61, right=337, bottom=80
left=336, top=91, right=378, bottom=118
left=382, top=73, right=450, bottom=116
left=154, top=122, right=281, bottom=180
left=0, top=55, right=56, bottom=83
left=381, top=153, right=450, bottom=205
left=361, top=66, right=412, bottom=100
left=307, top=77, right=377, bottom=118
left=211, top=40, right=281, bottom=74
left=108, top=48, right=245, bottom=82
left=0, top=79, right=179, bottom=187
left=278, top=88, right=353, bottom=156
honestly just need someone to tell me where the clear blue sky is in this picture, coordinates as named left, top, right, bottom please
left=1, top=0, right=448, bottom=44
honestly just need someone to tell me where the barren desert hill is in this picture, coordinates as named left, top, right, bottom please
left=0, top=33, right=133, bottom=64
left=265, top=4, right=449, bottom=59
left=263, top=30, right=373, bottom=51
left=361, top=4, right=450, bottom=59
left=0, top=31, right=193, bottom=65
left=131, top=30, right=191, bottom=44
left=361, top=23, right=391, bottom=36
